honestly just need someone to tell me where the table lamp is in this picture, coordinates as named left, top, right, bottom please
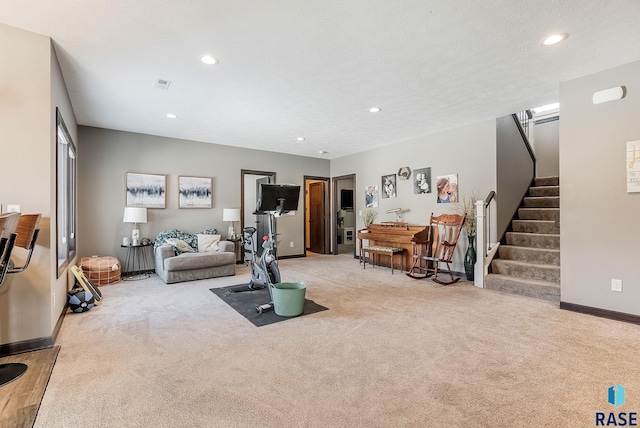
left=123, top=207, right=147, bottom=245
left=223, top=208, right=240, bottom=239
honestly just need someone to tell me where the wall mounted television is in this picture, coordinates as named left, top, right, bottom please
left=340, top=189, right=353, bottom=210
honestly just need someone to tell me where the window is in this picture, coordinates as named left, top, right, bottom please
left=56, top=109, right=76, bottom=277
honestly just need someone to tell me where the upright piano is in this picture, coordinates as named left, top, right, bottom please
left=357, top=223, right=427, bottom=270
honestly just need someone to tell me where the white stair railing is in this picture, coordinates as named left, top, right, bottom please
left=474, top=192, right=499, bottom=288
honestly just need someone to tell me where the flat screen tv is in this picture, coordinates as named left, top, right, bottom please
left=256, top=184, right=301, bottom=213
left=340, top=189, right=353, bottom=210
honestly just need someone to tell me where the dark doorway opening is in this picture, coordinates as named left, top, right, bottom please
left=332, top=174, right=356, bottom=256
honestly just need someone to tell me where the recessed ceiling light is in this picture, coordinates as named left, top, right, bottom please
left=200, top=55, right=218, bottom=65
left=297, top=137, right=305, bottom=141
left=318, top=150, right=328, bottom=154
left=542, top=33, right=568, bottom=46
left=369, top=107, right=382, bottom=113
left=166, top=113, right=178, bottom=119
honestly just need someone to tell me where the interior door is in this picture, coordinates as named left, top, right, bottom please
left=255, top=176, right=273, bottom=257
left=309, top=181, right=325, bottom=253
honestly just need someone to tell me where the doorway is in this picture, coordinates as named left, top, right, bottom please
left=241, top=170, right=275, bottom=257
left=304, top=176, right=330, bottom=255
left=332, top=174, right=356, bottom=256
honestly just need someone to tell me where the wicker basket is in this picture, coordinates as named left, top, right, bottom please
left=80, top=256, right=121, bottom=286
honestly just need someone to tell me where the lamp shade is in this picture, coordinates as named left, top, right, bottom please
left=123, top=207, right=147, bottom=224
left=223, top=208, right=241, bottom=222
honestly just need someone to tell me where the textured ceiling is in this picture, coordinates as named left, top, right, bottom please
left=2, top=1, right=640, bottom=159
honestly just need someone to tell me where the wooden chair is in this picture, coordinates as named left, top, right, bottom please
left=0, top=212, right=20, bottom=286
left=406, top=213, right=465, bottom=285
left=0, top=213, right=38, bottom=387
left=7, top=213, right=41, bottom=273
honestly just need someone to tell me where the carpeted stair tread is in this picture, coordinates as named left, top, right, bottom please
left=511, top=219, right=560, bottom=234
left=491, top=259, right=560, bottom=284
left=484, top=273, right=560, bottom=301
left=486, top=176, right=561, bottom=301
left=523, top=196, right=560, bottom=208
left=498, top=245, right=560, bottom=265
left=529, top=185, right=559, bottom=197
left=505, top=232, right=560, bottom=250
left=518, top=207, right=560, bottom=221
left=534, top=176, right=559, bottom=186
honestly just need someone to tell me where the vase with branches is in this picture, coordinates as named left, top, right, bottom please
left=454, top=192, right=477, bottom=280
left=455, top=192, right=477, bottom=238
left=361, top=209, right=377, bottom=228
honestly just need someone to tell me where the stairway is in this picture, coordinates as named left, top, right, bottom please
left=485, top=177, right=560, bottom=301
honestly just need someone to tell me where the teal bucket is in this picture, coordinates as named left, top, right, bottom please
left=272, top=282, right=306, bottom=317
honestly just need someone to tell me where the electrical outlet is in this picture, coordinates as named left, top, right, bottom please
left=290, top=241, right=294, bottom=248
left=7, top=204, right=20, bottom=213
left=611, top=279, right=623, bottom=292
left=53, top=292, right=56, bottom=307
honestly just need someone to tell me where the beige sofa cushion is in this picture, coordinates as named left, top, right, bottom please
left=164, top=251, right=235, bottom=272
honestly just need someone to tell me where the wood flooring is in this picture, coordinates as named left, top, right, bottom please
left=0, top=346, right=59, bottom=428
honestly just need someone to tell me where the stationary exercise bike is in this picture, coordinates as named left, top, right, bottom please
left=239, top=225, right=281, bottom=290
left=251, top=218, right=282, bottom=314
left=242, top=183, right=300, bottom=313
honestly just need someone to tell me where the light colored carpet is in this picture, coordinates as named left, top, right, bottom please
left=35, top=254, right=639, bottom=427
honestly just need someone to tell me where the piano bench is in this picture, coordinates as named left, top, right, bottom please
left=361, top=246, right=404, bottom=274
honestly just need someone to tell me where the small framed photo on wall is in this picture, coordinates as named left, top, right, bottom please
left=365, top=185, right=379, bottom=208
left=413, top=167, right=431, bottom=194
left=381, top=174, right=397, bottom=198
left=435, top=173, right=458, bottom=203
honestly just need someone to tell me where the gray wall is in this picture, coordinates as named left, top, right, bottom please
left=331, top=120, right=497, bottom=273
left=559, top=60, right=640, bottom=315
left=77, top=127, right=330, bottom=263
left=496, top=115, right=535, bottom=239
left=531, top=119, right=560, bottom=178
left=0, top=24, right=76, bottom=345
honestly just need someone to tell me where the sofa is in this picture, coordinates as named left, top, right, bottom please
left=153, top=229, right=236, bottom=284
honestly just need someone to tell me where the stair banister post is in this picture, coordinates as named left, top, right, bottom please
left=474, top=200, right=486, bottom=288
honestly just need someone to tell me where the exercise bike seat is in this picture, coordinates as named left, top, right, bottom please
left=243, top=227, right=257, bottom=236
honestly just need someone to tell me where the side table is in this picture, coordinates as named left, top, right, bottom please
left=121, top=243, right=152, bottom=280
left=228, top=237, right=244, bottom=265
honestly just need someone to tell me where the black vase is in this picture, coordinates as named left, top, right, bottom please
left=464, top=235, right=476, bottom=281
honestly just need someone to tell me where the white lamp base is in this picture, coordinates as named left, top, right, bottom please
left=228, top=226, right=235, bottom=240
left=132, top=225, right=140, bottom=245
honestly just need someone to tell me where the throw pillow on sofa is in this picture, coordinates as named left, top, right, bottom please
left=165, top=238, right=196, bottom=254
left=197, top=234, right=221, bottom=252
left=154, top=228, right=218, bottom=251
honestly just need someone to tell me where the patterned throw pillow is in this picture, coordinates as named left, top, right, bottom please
left=197, top=234, right=221, bottom=252
left=165, top=238, right=196, bottom=254
left=154, top=228, right=218, bottom=251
